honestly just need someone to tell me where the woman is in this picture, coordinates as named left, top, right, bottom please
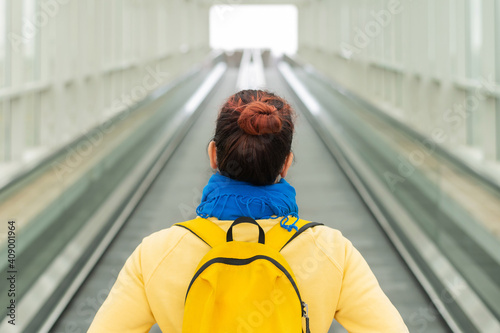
left=88, top=90, right=409, bottom=332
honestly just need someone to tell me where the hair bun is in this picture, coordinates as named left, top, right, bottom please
left=237, top=101, right=282, bottom=135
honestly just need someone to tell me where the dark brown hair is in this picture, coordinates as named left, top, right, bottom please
left=213, top=89, right=295, bottom=185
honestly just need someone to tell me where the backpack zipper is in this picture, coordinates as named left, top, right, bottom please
left=302, top=301, right=311, bottom=333
left=185, top=255, right=304, bottom=305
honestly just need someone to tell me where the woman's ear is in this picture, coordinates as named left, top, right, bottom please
left=208, top=141, right=217, bottom=170
left=280, top=152, right=294, bottom=178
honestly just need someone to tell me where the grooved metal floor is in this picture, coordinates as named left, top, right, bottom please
left=51, top=66, right=451, bottom=333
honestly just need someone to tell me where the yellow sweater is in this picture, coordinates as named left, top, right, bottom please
left=88, top=217, right=409, bottom=332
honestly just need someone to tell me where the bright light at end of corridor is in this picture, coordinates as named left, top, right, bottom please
left=210, top=5, right=298, bottom=55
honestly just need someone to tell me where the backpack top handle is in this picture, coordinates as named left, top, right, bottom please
left=226, top=216, right=265, bottom=244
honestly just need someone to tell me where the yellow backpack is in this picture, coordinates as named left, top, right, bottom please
left=175, top=216, right=323, bottom=333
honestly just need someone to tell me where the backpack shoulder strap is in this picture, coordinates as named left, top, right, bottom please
left=266, top=219, right=324, bottom=252
left=174, top=217, right=225, bottom=248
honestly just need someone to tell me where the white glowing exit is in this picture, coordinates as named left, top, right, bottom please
left=209, top=5, right=298, bottom=55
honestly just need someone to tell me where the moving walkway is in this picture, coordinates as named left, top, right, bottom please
left=2, top=50, right=498, bottom=332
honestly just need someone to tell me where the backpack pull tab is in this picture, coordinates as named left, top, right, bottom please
left=302, top=301, right=311, bottom=333
left=226, top=216, right=265, bottom=244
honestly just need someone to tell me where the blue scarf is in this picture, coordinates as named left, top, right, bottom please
left=196, top=172, right=300, bottom=231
